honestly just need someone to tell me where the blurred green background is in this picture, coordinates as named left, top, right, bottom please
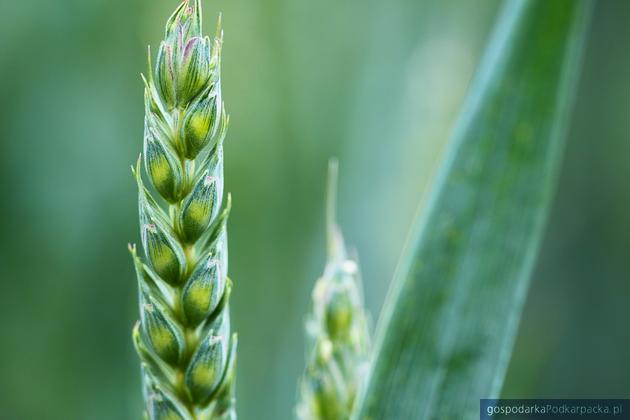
left=0, top=0, right=628, bottom=419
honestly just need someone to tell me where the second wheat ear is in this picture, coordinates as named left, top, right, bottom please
left=129, top=1, right=236, bottom=419
left=297, top=160, right=371, bottom=420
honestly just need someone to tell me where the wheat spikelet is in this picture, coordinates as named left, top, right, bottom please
left=129, top=1, right=236, bottom=418
left=297, top=160, right=371, bottom=420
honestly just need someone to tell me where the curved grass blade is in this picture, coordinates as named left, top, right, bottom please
left=353, top=1, right=593, bottom=419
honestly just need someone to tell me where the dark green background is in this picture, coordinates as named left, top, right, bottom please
left=0, top=1, right=628, bottom=419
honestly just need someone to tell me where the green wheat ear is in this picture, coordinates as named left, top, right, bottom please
left=297, top=159, right=371, bottom=420
left=130, top=1, right=236, bottom=419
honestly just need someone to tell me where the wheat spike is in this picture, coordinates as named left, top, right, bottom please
left=129, top=1, right=236, bottom=419
left=297, top=160, right=371, bottom=420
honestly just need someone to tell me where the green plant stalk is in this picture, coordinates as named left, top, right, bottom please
left=352, top=0, right=592, bottom=419
left=129, top=1, right=236, bottom=419
left=297, top=160, right=371, bottom=420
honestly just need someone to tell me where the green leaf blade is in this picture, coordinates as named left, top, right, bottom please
left=353, top=1, right=592, bottom=419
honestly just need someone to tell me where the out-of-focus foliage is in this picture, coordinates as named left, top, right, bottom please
left=0, top=1, right=629, bottom=419
left=297, top=161, right=370, bottom=420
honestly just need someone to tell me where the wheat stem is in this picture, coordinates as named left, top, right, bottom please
left=325, top=159, right=338, bottom=259
left=297, top=160, right=371, bottom=420
left=129, top=1, right=236, bottom=419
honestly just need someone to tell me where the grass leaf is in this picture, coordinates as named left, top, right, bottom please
left=352, top=1, right=593, bottom=418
